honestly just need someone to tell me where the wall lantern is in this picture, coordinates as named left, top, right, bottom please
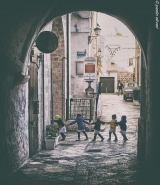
left=30, top=47, right=44, bottom=69
left=88, top=23, right=101, bottom=44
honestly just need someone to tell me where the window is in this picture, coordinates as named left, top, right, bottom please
left=76, top=61, right=84, bottom=75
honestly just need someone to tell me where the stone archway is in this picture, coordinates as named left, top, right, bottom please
left=0, top=0, right=159, bottom=179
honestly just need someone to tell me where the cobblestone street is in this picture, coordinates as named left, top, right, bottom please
left=3, top=94, right=157, bottom=185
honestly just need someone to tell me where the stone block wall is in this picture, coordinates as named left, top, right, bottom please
left=117, top=71, right=133, bottom=85
left=51, top=17, right=65, bottom=121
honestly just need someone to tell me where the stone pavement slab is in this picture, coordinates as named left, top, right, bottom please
left=2, top=94, right=159, bottom=185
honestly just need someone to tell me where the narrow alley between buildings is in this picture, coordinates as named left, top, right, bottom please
left=3, top=94, right=155, bottom=185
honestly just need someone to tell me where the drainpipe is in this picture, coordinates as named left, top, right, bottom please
left=42, top=54, right=45, bottom=148
left=66, top=13, right=70, bottom=121
left=51, top=68, right=53, bottom=121
left=62, top=57, right=67, bottom=121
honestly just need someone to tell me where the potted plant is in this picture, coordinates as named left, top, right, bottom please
left=45, top=123, right=60, bottom=149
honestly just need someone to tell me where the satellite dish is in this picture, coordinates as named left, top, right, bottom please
left=36, top=31, right=58, bottom=53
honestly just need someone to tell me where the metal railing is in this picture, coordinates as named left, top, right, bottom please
left=70, top=98, right=92, bottom=121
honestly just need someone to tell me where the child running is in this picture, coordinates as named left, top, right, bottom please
left=91, top=116, right=105, bottom=142
left=106, top=114, right=118, bottom=141
left=54, top=115, right=66, bottom=141
left=116, top=115, right=128, bottom=141
left=69, top=114, right=90, bottom=141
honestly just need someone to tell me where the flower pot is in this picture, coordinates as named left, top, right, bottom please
left=45, top=135, right=60, bottom=150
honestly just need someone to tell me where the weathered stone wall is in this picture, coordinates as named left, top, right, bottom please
left=0, top=72, right=29, bottom=179
left=144, top=8, right=160, bottom=170
left=0, top=23, right=52, bottom=178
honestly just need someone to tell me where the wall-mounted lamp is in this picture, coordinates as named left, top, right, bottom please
left=88, top=23, right=101, bottom=44
left=37, top=53, right=44, bottom=60
left=30, top=47, right=44, bottom=69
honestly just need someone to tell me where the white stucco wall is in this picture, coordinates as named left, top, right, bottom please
left=70, top=11, right=90, bottom=98
left=71, top=32, right=89, bottom=97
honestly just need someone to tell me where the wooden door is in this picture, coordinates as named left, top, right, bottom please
left=28, top=63, right=39, bottom=157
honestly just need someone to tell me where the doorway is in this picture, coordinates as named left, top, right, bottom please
left=100, top=77, right=114, bottom=93
left=28, top=63, right=39, bottom=157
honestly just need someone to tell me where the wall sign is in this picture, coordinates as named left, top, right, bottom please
left=85, top=63, right=95, bottom=73
left=84, top=57, right=97, bottom=80
left=77, top=51, right=86, bottom=57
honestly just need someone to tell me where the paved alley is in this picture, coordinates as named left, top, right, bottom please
left=3, top=94, right=156, bottom=185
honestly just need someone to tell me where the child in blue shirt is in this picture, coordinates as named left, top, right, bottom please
left=116, top=115, right=128, bottom=141
left=70, top=114, right=90, bottom=141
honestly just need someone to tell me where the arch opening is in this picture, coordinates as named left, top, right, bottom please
left=25, top=10, right=143, bottom=184
left=1, top=1, right=159, bottom=183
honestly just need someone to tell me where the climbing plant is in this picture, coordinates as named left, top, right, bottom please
left=97, top=56, right=103, bottom=75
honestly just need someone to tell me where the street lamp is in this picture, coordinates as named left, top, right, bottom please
left=88, top=23, right=101, bottom=44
